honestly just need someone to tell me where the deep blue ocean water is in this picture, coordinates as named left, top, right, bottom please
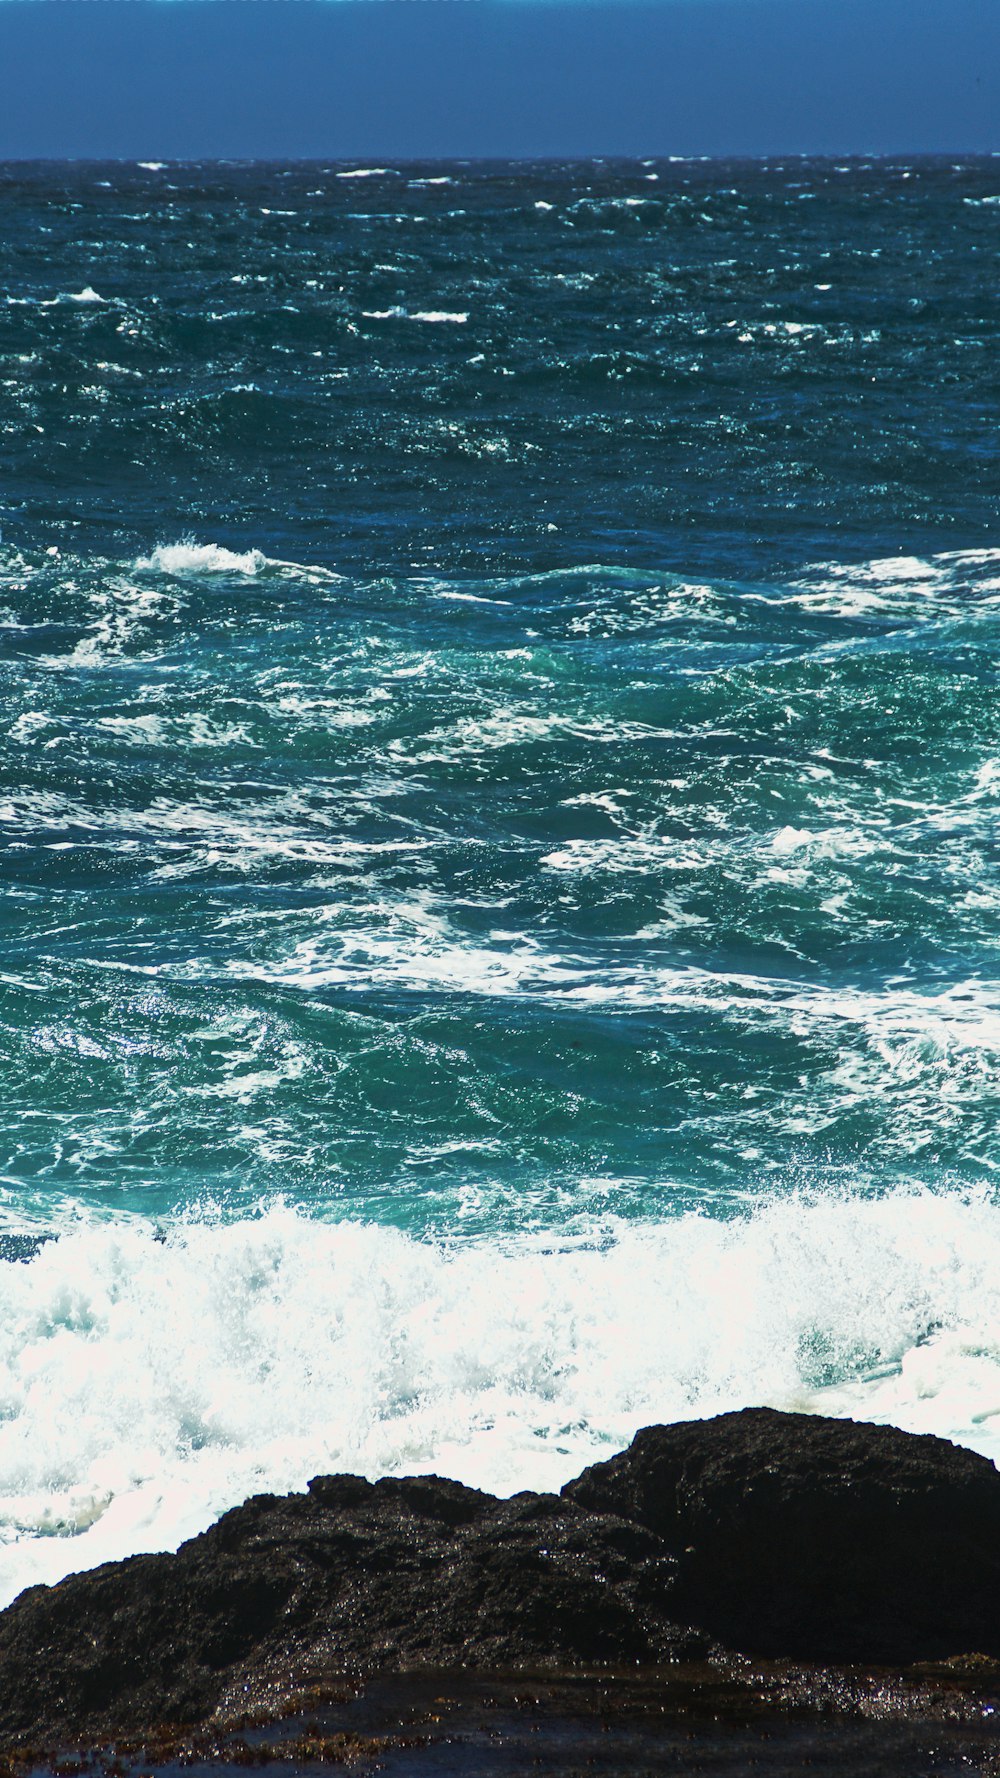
left=1, top=156, right=999, bottom=1599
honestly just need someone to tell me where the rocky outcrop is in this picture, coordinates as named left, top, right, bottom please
left=0, top=1472, right=702, bottom=1747
left=565, top=1407, right=1000, bottom=1662
left=0, top=1409, right=997, bottom=1750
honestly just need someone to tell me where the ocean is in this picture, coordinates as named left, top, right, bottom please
left=1, top=155, right=999, bottom=1607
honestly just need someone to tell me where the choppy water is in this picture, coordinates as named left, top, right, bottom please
left=1, top=157, right=999, bottom=1604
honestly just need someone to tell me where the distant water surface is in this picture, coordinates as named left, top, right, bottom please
left=1, top=157, right=999, bottom=1602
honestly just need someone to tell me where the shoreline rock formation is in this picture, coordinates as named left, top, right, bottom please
left=0, top=1408, right=998, bottom=1753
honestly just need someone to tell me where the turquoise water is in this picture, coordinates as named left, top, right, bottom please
left=1, top=157, right=999, bottom=1602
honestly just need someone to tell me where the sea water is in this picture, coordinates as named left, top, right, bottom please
left=1, top=156, right=999, bottom=1605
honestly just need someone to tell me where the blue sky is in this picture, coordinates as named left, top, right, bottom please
left=0, top=0, right=997, bottom=160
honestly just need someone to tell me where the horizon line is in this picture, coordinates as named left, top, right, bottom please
left=3, top=149, right=1000, bottom=163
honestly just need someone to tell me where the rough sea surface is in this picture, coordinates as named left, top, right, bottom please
left=1, top=157, right=999, bottom=1603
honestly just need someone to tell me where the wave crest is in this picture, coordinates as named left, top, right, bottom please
left=135, top=541, right=267, bottom=577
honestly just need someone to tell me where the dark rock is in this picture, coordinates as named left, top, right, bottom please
left=0, top=1408, right=998, bottom=1750
left=564, top=1407, right=1000, bottom=1661
left=0, top=1469, right=698, bottom=1748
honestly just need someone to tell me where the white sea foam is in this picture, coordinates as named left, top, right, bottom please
left=0, top=1188, right=998, bottom=1606
left=780, top=545, right=1000, bottom=620
left=362, top=308, right=468, bottom=325
left=135, top=541, right=266, bottom=577
left=7, top=289, right=107, bottom=310
left=130, top=541, right=342, bottom=590
left=63, top=577, right=184, bottom=667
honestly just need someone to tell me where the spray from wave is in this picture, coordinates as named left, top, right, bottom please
left=134, top=541, right=267, bottom=577
left=0, top=1187, right=998, bottom=1606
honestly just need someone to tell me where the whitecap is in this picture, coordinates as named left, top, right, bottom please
left=361, top=308, right=468, bottom=325
left=8, top=288, right=109, bottom=309
left=134, top=541, right=266, bottom=576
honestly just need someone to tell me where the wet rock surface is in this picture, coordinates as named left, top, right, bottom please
left=0, top=1409, right=999, bottom=1754
left=27, top=1665, right=1000, bottom=1778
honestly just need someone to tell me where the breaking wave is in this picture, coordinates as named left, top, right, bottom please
left=0, top=1187, right=999, bottom=1606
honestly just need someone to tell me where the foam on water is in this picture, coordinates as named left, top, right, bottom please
left=361, top=308, right=468, bottom=324
left=0, top=1188, right=998, bottom=1607
left=135, top=541, right=267, bottom=577
left=130, top=540, right=342, bottom=587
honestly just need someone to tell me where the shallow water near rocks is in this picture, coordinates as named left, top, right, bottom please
left=20, top=1667, right=1000, bottom=1778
